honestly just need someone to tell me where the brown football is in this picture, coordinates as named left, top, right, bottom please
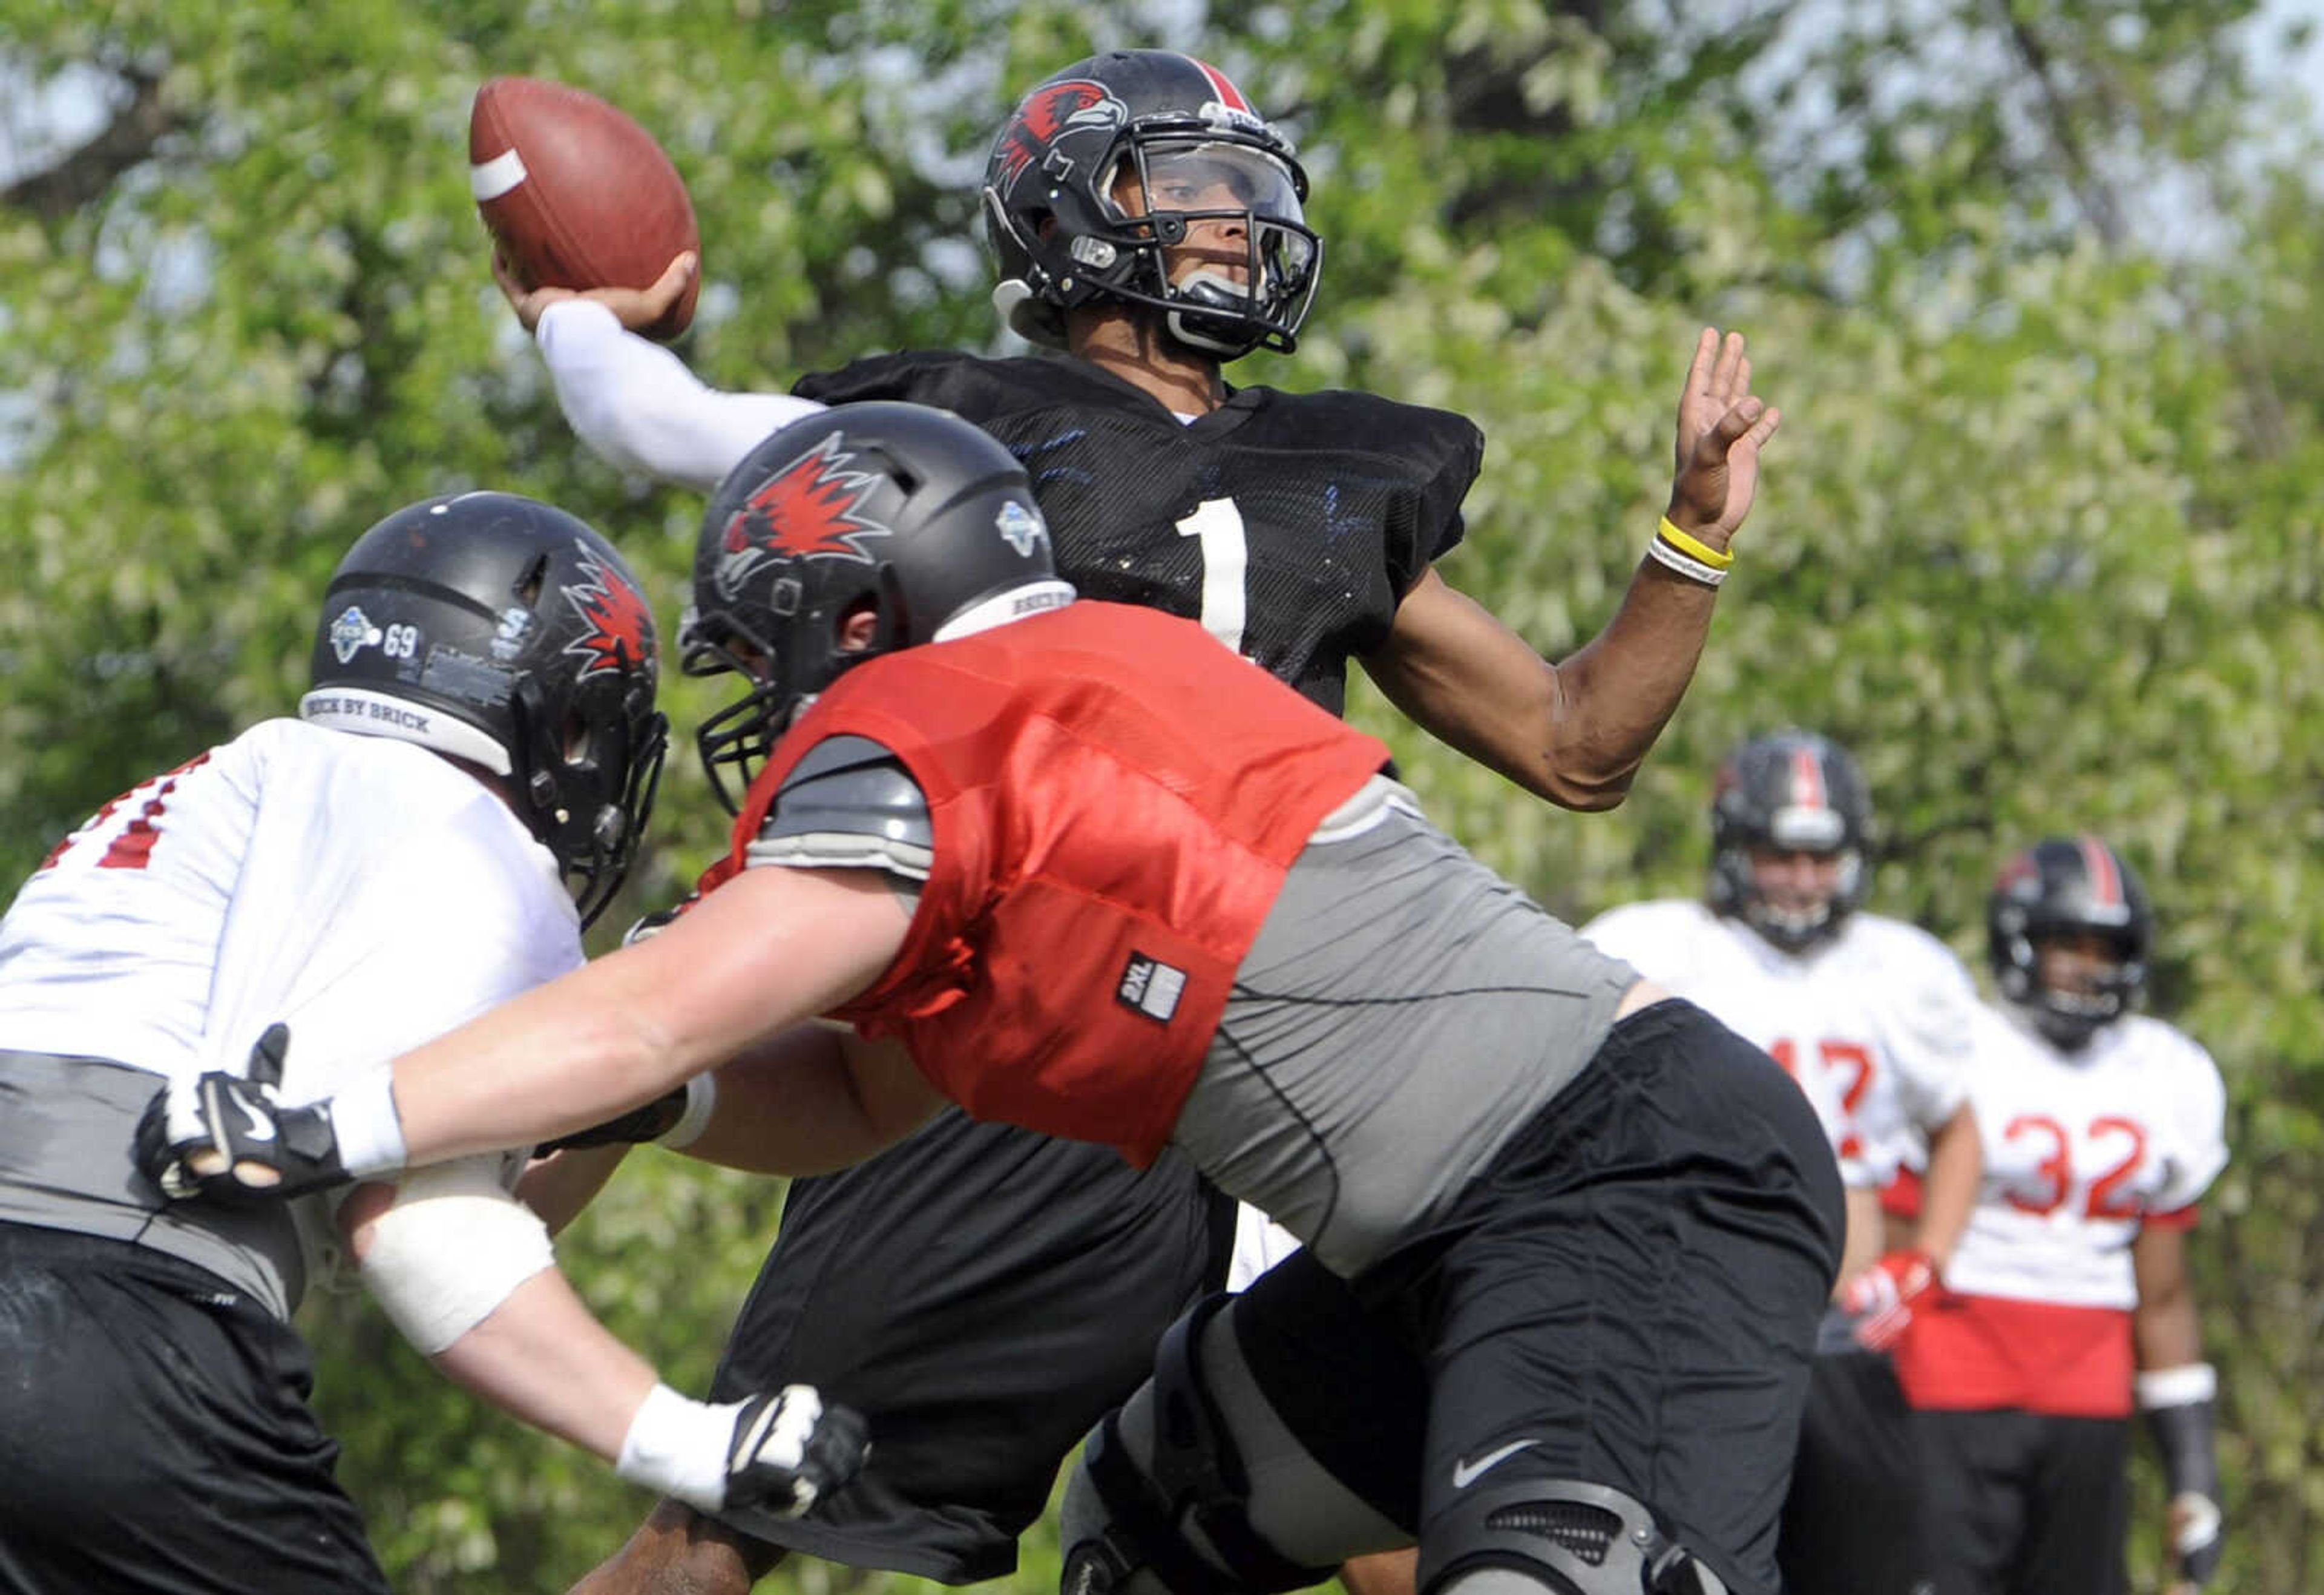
left=469, top=76, right=700, bottom=341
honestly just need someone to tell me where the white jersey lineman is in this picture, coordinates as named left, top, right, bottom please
left=1580, top=899, right=1976, bottom=1191
left=0, top=717, right=580, bottom=1324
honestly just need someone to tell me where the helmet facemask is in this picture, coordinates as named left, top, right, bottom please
left=681, top=595, right=876, bottom=817
left=1089, top=136, right=1321, bottom=357
left=513, top=666, right=667, bottom=928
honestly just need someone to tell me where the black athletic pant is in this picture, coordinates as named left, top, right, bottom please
left=706, top=1110, right=1233, bottom=1582
left=0, top=1223, right=390, bottom=1595
left=1913, top=1406, right=2130, bottom=1595
left=1778, top=1344, right=1930, bottom=1595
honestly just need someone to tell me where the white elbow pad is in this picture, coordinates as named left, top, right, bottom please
left=357, top=1160, right=557, bottom=1355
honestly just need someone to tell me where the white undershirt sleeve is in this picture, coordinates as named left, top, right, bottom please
left=534, top=300, right=824, bottom=493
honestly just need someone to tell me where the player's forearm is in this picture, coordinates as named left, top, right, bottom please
left=1834, top=1184, right=1887, bottom=1296
left=430, top=1268, right=660, bottom=1461
left=536, top=300, right=821, bottom=492
left=1367, top=565, right=1713, bottom=810
left=1911, top=1105, right=1983, bottom=1271
left=2135, top=1258, right=2204, bottom=1370
left=1529, top=561, right=1721, bottom=803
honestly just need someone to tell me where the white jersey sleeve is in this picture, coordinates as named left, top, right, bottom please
left=1577, top=899, right=1715, bottom=984
left=535, top=300, right=824, bottom=493
left=1845, top=919, right=1978, bottom=1163
left=2144, top=1022, right=2229, bottom=1215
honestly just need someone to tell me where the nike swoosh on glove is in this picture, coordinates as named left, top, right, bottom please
left=1836, top=1248, right=1940, bottom=1352
left=134, top=1023, right=353, bottom=1206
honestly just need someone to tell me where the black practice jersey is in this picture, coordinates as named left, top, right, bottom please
left=795, top=351, right=1483, bottom=715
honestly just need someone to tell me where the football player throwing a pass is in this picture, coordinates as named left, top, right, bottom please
left=490, top=48, right=1779, bottom=1595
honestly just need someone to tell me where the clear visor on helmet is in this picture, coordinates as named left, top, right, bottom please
left=1111, top=142, right=1315, bottom=277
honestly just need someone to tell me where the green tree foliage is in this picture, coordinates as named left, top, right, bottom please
left=4, top=1, right=2322, bottom=1589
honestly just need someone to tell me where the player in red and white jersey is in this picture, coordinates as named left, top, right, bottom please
left=147, top=404, right=1843, bottom=1595
left=0, top=495, right=860, bottom=1593
left=1896, top=836, right=2227, bottom=1595
left=1583, top=730, right=1981, bottom=1595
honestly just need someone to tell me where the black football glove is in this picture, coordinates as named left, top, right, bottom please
left=534, top=1085, right=691, bottom=1155
left=726, top=1386, right=871, bottom=1518
left=531, top=898, right=704, bottom=1156
left=134, top=1024, right=354, bottom=1206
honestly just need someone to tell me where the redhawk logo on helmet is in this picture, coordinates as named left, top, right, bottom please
left=990, top=79, right=1129, bottom=195
left=561, top=545, right=656, bottom=680
left=715, top=434, right=893, bottom=601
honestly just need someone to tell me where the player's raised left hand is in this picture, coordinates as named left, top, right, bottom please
left=134, top=1024, right=357, bottom=1205
left=1664, top=326, right=1782, bottom=548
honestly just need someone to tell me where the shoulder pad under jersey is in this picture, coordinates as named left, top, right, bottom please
left=747, top=735, right=933, bottom=882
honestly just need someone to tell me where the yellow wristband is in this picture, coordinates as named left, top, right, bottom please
left=1657, top=516, right=1734, bottom=570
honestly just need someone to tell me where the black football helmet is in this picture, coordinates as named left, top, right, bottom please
left=1988, top=835, right=2152, bottom=1050
left=684, top=402, right=1074, bottom=813
left=301, top=492, right=667, bottom=927
left=1707, top=729, right=1873, bottom=952
left=982, top=48, right=1321, bottom=360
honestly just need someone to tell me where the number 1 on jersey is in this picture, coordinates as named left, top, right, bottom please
left=1175, top=498, right=1249, bottom=655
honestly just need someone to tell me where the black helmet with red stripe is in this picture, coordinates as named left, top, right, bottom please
left=981, top=49, right=1321, bottom=360
left=1707, top=729, right=1873, bottom=951
left=1988, top=835, right=2153, bottom=1048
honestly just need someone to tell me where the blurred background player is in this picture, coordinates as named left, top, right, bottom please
left=484, top=46, right=1782, bottom=1595
left=142, top=401, right=1843, bottom=1595
left=1893, top=836, right=2227, bottom=1595
left=0, top=494, right=859, bottom=1593
left=1580, top=728, right=1983, bottom=1595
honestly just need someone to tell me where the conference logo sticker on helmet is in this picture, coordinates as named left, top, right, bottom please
left=990, top=79, right=1128, bottom=195
left=561, top=545, right=655, bottom=680
left=715, top=433, right=893, bottom=600
left=328, top=605, right=384, bottom=665
left=491, top=606, right=534, bottom=661
left=994, top=499, right=1045, bottom=556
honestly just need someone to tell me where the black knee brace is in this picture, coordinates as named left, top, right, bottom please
left=1063, top=1296, right=1339, bottom=1595
left=1419, top=1478, right=1729, bottom=1595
